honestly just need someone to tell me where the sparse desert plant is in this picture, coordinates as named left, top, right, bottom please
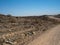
left=9, top=17, right=17, bottom=23
left=0, top=14, right=60, bottom=45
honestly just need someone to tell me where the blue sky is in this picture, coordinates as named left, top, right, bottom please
left=0, top=0, right=60, bottom=16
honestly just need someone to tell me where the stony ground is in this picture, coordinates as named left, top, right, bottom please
left=0, top=14, right=60, bottom=45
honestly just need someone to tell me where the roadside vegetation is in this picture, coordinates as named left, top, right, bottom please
left=0, top=14, right=60, bottom=45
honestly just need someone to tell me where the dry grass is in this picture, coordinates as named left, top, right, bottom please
left=0, top=14, right=60, bottom=45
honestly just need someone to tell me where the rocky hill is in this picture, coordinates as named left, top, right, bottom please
left=0, top=14, right=60, bottom=45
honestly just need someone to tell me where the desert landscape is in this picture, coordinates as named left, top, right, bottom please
left=0, top=0, right=60, bottom=45
left=0, top=14, right=60, bottom=45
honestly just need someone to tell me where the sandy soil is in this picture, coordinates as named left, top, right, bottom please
left=48, top=16, right=60, bottom=21
left=28, top=25, right=60, bottom=45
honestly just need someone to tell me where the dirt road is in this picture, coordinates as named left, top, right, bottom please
left=28, top=25, right=60, bottom=45
left=48, top=16, right=60, bottom=21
